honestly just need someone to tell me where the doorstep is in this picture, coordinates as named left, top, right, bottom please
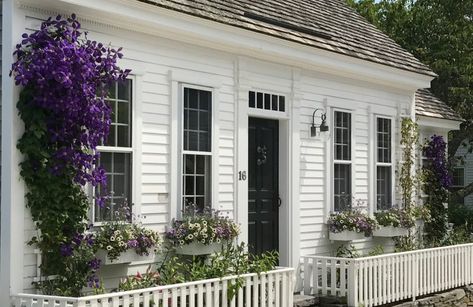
left=294, top=294, right=319, bottom=307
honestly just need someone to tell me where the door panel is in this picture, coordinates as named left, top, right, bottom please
left=248, top=117, right=279, bottom=256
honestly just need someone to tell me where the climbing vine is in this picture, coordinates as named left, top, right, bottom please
left=422, top=135, right=452, bottom=246
left=10, top=15, right=129, bottom=295
left=399, top=117, right=419, bottom=209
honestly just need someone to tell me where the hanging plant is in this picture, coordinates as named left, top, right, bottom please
left=422, top=135, right=452, bottom=246
left=10, top=14, right=129, bottom=295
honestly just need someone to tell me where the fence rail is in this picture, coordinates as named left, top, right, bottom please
left=12, top=267, right=294, bottom=307
left=298, top=243, right=473, bottom=307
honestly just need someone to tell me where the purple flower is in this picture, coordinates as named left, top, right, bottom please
left=59, top=243, right=73, bottom=257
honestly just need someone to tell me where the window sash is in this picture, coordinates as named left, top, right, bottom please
left=93, top=79, right=133, bottom=223
left=333, top=110, right=352, bottom=211
left=181, top=85, right=213, bottom=211
left=375, top=116, right=393, bottom=210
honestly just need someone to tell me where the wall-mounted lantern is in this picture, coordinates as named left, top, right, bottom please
left=311, top=108, right=329, bottom=137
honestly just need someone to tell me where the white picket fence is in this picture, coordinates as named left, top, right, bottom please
left=298, top=243, right=473, bottom=307
left=12, top=267, right=294, bottom=307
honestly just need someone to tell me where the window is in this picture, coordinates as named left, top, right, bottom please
left=182, top=86, right=212, bottom=211
left=452, top=167, right=465, bottom=187
left=94, top=79, right=133, bottom=222
left=376, top=117, right=393, bottom=210
left=248, top=91, right=286, bottom=112
left=333, top=111, right=352, bottom=211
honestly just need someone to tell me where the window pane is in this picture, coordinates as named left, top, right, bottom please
left=377, top=118, right=391, bottom=163
left=117, top=125, right=130, bottom=147
left=452, top=168, right=465, bottom=186
left=249, top=91, right=255, bottom=108
left=103, top=79, right=132, bottom=148
left=334, top=111, right=351, bottom=161
left=118, top=80, right=131, bottom=100
left=95, top=151, right=132, bottom=222
left=183, top=87, right=212, bottom=152
left=334, top=163, right=351, bottom=211
left=377, top=166, right=392, bottom=210
left=183, top=154, right=211, bottom=211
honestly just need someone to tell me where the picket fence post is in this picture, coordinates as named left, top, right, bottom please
left=347, top=260, right=358, bottom=307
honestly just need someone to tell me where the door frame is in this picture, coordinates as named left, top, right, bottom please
left=235, top=83, right=300, bottom=268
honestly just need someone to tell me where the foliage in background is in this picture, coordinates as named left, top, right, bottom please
left=10, top=14, right=129, bottom=295
left=327, top=209, right=378, bottom=236
left=422, top=135, right=452, bottom=246
left=166, top=206, right=240, bottom=247
left=345, top=0, right=473, bottom=199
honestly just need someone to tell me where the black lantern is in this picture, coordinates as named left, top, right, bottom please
left=311, top=109, right=329, bottom=137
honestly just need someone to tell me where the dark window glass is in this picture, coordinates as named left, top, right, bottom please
left=452, top=168, right=465, bottom=187
left=334, top=164, right=352, bottom=211
left=104, top=79, right=132, bottom=147
left=95, top=152, right=132, bottom=222
left=377, top=118, right=391, bottom=163
left=183, top=87, right=212, bottom=152
left=377, top=166, right=392, bottom=210
left=182, top=154, right=211, bottom=211
left=334, top=111, right=351, bottom=161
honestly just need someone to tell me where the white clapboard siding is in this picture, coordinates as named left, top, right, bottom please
left=299, top=71, right=409, bottom=257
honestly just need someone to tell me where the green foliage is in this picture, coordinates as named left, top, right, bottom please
left=374, top=208, right=416, bottom=228
left=336, top=245, right=360, bottom=258
left=367, top=245, right=385, bottom=256
left=118, top=266, right=161, bottom=291
left=448, top=204, right=473, bottom=233
left=346, top=0, right=473, bottom=198
left=154, top=243, right=278, bottom=300
left=394, top=235, right=419, bottom=252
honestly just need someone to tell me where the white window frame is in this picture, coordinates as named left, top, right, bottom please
left=332, top=109, right=354, bottom=211
left=179, top=83, right=215, bottom=213
left=91, top=76, right=138, bottom=225
left=375, top=115, right=395, bottom=211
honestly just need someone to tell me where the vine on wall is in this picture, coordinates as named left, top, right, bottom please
left=399, top=117, right=419, bottom=209
left=10, top=15, right=129, bottom=295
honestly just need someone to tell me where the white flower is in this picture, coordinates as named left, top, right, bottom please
left=189, top=224, right=194, bottom=230
left=106, top=245, right=113, bottom=251
left=117, top=236, right=123, bottom=241
left=110, top=236, right=115, bottom=242
left=187, top=234, right=194, bottom=240
left=216, top=238, right=221, bottom=243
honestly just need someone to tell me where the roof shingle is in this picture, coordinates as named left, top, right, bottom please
left=415, top=89, right=462, bottom=122
left=138, top=0, right=435, bottom=77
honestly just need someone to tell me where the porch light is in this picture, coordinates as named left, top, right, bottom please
left=311, top=109, right=329, bottom=137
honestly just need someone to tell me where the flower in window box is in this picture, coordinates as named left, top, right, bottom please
left=165, top=205, right=240, bottom=254
left=327, top=209, right=378, bottom=237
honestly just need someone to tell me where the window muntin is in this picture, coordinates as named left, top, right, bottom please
left=94, top=79, right=133, bottom=222
left=182, top=86, right=212, bottom=211
left=333, top=111, right=352, bottom=211
left=376, top=117, right=393, bottom=210
left=452, top=167, right=465, bottom=187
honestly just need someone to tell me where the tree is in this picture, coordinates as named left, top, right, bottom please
left=346, top=0, right=473, bottom=199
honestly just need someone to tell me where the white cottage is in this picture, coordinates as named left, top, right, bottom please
left=0, top=0, right=463, bottom=303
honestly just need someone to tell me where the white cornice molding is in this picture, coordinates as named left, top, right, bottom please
left=19, top=0, right=434, bottom=91
left=417, top=115, right=462, bottom=131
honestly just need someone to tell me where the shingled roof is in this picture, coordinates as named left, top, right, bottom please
left=138, top=0, right=435, bottom=77
left=416, top=89, right=462, bottom=121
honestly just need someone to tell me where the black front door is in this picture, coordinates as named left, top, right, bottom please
left=248, top=117, right=279, bottom=256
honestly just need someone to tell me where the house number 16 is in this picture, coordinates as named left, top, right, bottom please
left=238, top=171, right=247, bottom=181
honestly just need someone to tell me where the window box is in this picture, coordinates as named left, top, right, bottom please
left=175, top=241, right=223, bottom=256
left=373, top=226, right=410, bottom=237
left=329, top=230, right=366, bottom=241
left=96, top=249, right=156, bottom=265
